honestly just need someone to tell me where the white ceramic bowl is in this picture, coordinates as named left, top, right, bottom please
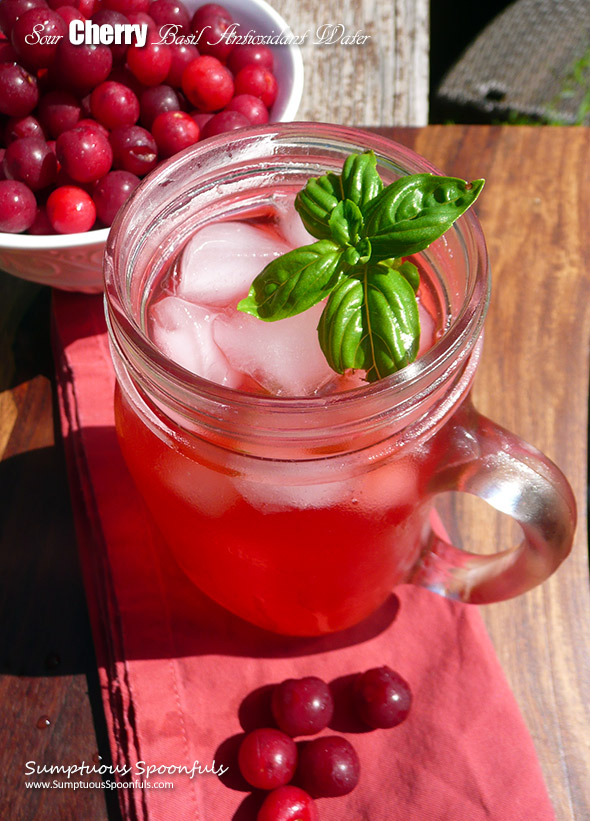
left=0, top=0, right=304, bottom=293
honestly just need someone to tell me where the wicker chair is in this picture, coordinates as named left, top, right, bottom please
left=435, top=0, right=590, bottom=124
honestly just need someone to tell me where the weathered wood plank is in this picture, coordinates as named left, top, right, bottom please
left=271, top=0, right=429, bottom=125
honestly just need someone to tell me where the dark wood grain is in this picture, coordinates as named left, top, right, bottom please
left=1, top=126, right=589, bottom=821
left=384, top=125, right=590, bottom=820
left=0, top=277, right=114, bottom=820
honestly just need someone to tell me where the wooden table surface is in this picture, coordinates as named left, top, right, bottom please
left=1, top=125, right=589, bottom=821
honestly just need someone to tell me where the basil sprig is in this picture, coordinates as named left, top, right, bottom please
left=238, top=151, right=484, bottom=382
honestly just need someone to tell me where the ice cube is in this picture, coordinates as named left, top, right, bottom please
left=417, top=301, right=436, bottom=357
left=358, top=459, right=419, bottom=513
left=233, top=474, right=353, bottom=512
left=149, top=295, right=241, bottom=387
left=213, top=301, right=336, bottom=396
left=232, top=458, right=417, bottom=514
left=273, top=193, right=316, bottom=249
left=161, top=453, right=238, bottom=517
left=178, top=221, right=291, bottom=307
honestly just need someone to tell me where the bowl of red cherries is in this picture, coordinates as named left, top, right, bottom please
left=0, top=0, right=304, bottom=291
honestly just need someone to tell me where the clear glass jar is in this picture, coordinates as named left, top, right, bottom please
left=104, top=123, right=576, bottom=636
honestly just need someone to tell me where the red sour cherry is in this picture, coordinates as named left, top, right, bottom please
left=191, top=3, right=234, bottom=61
left=4, top=115, right=45, bottom=145
left=0, top=0, right=48, bottom=38
left=166, top=42, right=200, bottom=87
left=28, top=205, right=56, bottom=235
left=353, top=665, right=412, bottom=729
left=257, top=786, right=319, bottom=821
left=52, top=41, right=113, bottom=95
left=54, top=6, right=85, bottom=27
left=234, top=64, right=278, bottom=109
left=3, top=137, right=57, bottom=191
left=226, top=94, right=269, bottom=125
left=0, top=63, right=39, bottom=117
left=90, top=81, right=140, bottom=130
left=92, top=169, right=140, bottom=226
left=151, top=110, right=199, bottom=157
left=46, top=185, right=96, bottom=233
left=227, top=43, right=274, bottom=75
left=200, top=110, right=249, bottom=138
left=102, top=0, right=150, bottom=13
left=37, top=90, right=82, bottom=138
left=139, top=84, right=181, bottom=129
left=10, top=8, right=67, bottom=70
left=90, top=9, right=131, bottom=64
left=296, top=736, right=360, bottom=798
left=56, top=125, right=113, bottom=183
left=271, top=677, right=334, bottom=738
left=181, top=55, right=234, bottom=112
left=238, top=728, right=297, bottom=791
left=127, top=42, right=172, bottom=87
left=149, top=0, right=191, bottom=34
left=0, top=179, right=37, bottom=233
left=109, top=125, right=158, bottom=176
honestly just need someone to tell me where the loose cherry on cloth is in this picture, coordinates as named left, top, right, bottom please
left=52, top=291, right=557, bottom=821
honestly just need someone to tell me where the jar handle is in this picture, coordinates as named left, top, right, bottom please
left=410, top=400, right=576, bottom=603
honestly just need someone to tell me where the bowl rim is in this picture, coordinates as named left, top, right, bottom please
left=0, top=0, right=304, bottom=252
left=0, top=226, right=112, bottom=250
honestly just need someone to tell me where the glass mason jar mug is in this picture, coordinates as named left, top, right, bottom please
left=104, top=124, right=576, bottom=637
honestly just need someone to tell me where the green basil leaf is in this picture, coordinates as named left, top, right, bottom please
left=363, top=174, right=484, bottom=259
left=355, top=237, right=372, bottom=263
left=317, top=263, right=420, bottom=381
left=341, top=150, right=383, bottom=208
left=294, top=172, right=342, bottom=239
left=237, top=240, right=345, bottom=321
left=293, top=151, right=384, bottom=239
left=380, top=258, right=420, bottom=293
left=328, top=199, right=364, bottom=247
left=396, top=260, right=420, bottom=293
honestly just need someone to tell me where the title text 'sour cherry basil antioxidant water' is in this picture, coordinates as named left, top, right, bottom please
left=104, top=124, right=576, bottom=636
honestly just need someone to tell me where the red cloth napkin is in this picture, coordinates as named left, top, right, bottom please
left=52, top=289, right=556, bottom=821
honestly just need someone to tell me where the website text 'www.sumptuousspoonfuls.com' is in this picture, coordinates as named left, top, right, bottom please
left=24, top=779, right=174, bottom=790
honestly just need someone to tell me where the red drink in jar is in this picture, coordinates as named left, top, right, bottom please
left=105, top=124, right=575, bottom=636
